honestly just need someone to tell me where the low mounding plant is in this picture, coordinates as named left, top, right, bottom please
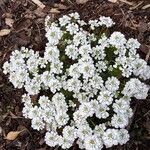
left=3, top=12, right=150, bottom=150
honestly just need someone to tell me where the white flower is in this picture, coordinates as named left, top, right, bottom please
left=61, top=138, right=73, bottom=149
left=68, top=63, right=80, bottom=78
left=94, top=124, right=106, bottom=137
left=77, top=138, right=85, bottom=149
left=113, top=97, right=131, bottom=114
left=45, top=26, right=63, bottom=45
left=65, top=78, right=82, bottom=93
left=62, top=125, right=77, bottom=141
left=59, top=15, right=71, bottom=26
left=3, top=61, right=10, bottom=74
left=31, top=117, right=45, bottom=131
left=84, top=135, right=103, bottom=150
left=69, top=12, right=80, bottom=20
left=78, top=102, right=94, bottom=118
left=105, top=76, right=120, bottom=93
left=48, top=77, right=62, bottom=93
left=89, top=19, right=99, bottom=30
left=79, top=61, right=95, bottom=79
left=126, top=38, right=140, bottom=54
left=28, top=106, right=42, bottom=119
left=89, top=74, right=104, bottom=90
left=42, top=108, right=55, bottom=123
left=66, top=23, right=79, bottom=35
left=95, top=61, right=107, bottom=73
left=102, top=129, right=120, bottom=148
left=77, top=124, right=93, bottom=140
left=22, top=103, right=33, bottom=118
left=140, top=65, right=150, bottom=80
left=132, top=58, right=149, bottom=79
left=25, top=77, right=41, bottom=95
left=111, top=114, right=129, bottom=128
left=55, top=114, right=69, bottom=127
left=78, top=20, right=87, bottom=26
left=45, top=132, right=62, bottom=147
left=118, top=129, right=129, bottom=145
left=22, top=94, right=32, bottom=104
left=73, top=92, right=90, bottom=103
left=79, top=44, right=92, bottom=56
left=26, top=52, right=39, bottom=74
left=99, top=16, right=115, bottom=27
left=122, top=78, right=149, bottom=99
left=44, top=45, right=60, bottom=62
left=109, top=32, right=126, bottom=48
left=97, top=90, right=113, bottom=105
left=73, top=31, right=88, bottom=46
left=65, top=44, right=78, bottom=60
left=95, top=104, right=109, bottom=119
left=50, top=61, right=63, bottom=74
left=92, top=45, right=106, bottom=60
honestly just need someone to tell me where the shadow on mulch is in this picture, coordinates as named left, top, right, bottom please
left=0, top=0, right=150, bottom=149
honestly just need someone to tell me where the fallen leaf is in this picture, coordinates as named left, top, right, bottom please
left=5, top=129, right=26, bottom=140
left=76, top=0, right=89, bottom=4
left=50, top=8, right=60, bottom=13
left=31, top=0, right=45, bottom=9
left=0, top=29, right=11, bottom=36
left=108, top=0, right=118, bottom=3
left=5, top=18, right=14, bottom=27
left=54, top=3, right=68, bottom=10
left=5, top=130, right=23, bottom=140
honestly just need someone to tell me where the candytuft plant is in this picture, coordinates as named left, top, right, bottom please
left=3, top=12, right=150, bottom=150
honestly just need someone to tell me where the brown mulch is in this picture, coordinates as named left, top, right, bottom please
left=0, top=0, right=150, bottom=149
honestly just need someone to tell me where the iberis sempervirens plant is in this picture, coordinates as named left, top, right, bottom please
left=3, top=12, right=150, bottom=150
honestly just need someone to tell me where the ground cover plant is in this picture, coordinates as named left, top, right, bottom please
left=2, top=11, right=150, bottom=150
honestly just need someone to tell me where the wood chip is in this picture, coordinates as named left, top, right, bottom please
left=31, top=0, right=45, bottom=9
left=3, top=13, right=13, bottom=18
left=108, top=0, right=118, bottom=3
left=76, top=0, right=89, bottom=4
left=138, top=22, right=148, bottom=33
left=130, top=1, right=143, bottom=10
left=142, top=4, right=150, bottom=10
left=145, top=47, right=150, bottom=62
left=50, top=8, right=60, bottom=14
left=0, top=29, right=11, bottom=36
left=119, top=0, right=134, bottom=6
left=0, top=126, right=2, bottom=134
left=34, top=7, right=46, bottom=17
left=54, top=3, right=68, bottom=10
left=140, top=44, right=149, bottom=54
left=5, top=18, right=14, bottom=27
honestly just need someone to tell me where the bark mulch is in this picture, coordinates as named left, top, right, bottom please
left=0, top=0, right=150, bottom=149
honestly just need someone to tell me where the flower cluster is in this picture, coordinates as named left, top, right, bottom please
left=3, top=12, right=150, bottom=150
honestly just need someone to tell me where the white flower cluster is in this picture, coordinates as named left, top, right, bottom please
left=3, top=12, right=150, bottom=150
